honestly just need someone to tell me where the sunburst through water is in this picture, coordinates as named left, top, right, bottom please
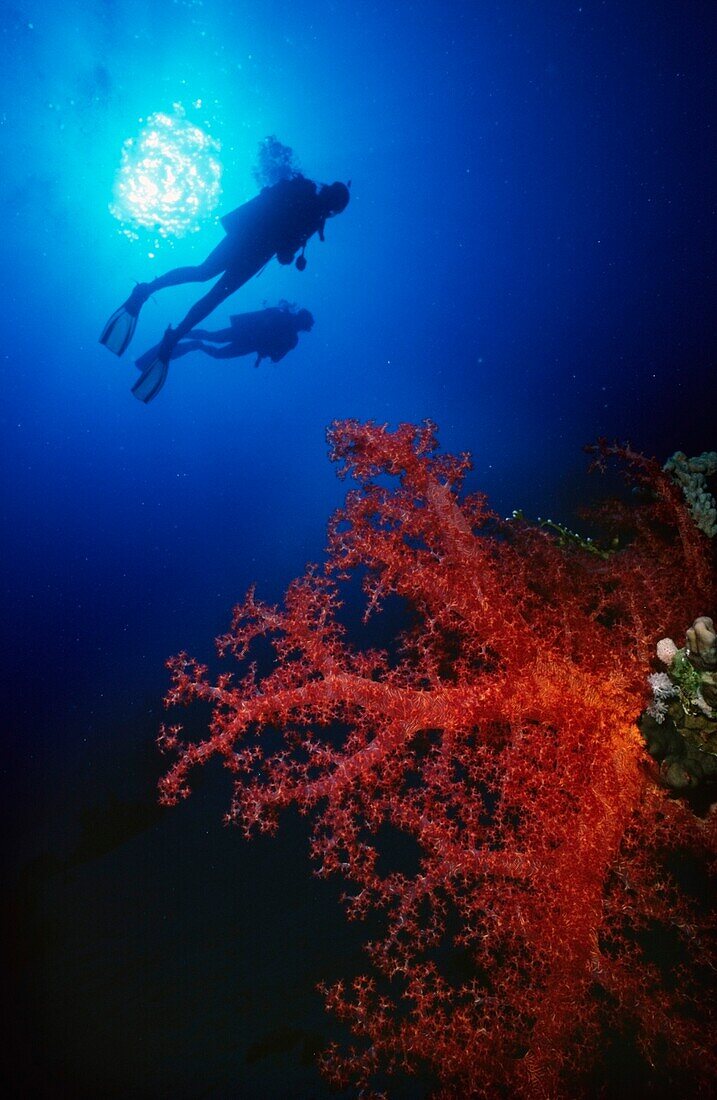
left=110, top=103, right=222, bottom=243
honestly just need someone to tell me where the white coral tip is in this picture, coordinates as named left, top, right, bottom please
left=656, top=637, right=678, bottom=666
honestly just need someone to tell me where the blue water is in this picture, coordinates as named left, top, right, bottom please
left=4, top=1, right=714, bottom=1095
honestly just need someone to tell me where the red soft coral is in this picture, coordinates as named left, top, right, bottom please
left=159, top=420, right=716, bottom=1097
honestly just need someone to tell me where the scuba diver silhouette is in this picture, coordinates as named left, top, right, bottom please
left=132, top=305, right=314, bottom=400
left=100, top=174, right=350, bottom=402
left=179, top=306, right=314, bottom=366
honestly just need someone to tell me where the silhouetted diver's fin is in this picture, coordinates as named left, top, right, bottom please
left=99, top=283, right=150, bottom=356
left=135, top=339, right=196, bottom=368
left=134, top=342, right=160, bottom=372
left=132, top=326, right=174, bottom=403
left=132, top=358, right=169, bottom=403
left=99, top=306, right=137, bottom=356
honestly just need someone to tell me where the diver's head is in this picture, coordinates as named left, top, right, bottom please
left=319, top=181, right=350, bottom=217
left=295, top=308, right=314, bottom=331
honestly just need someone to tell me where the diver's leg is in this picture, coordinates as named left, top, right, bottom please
left=145, top=237, right=238, bottom=294
left=170, top=340, right=207, bottom=359
left=188, top=327, right=234, bottom=342
left=168, top=259, right=266, bottom=347
left=103, top=239, right=237, bottom=356
left=168, top=282, right=236, bottom=346
left=197, top=343, right=252, bottom=359
left=172, top=339, right=248, bottom=361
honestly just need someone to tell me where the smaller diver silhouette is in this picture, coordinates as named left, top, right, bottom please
left=132, top=304, right=314, bottom=402
left=100, top=173, right=349, bottom=402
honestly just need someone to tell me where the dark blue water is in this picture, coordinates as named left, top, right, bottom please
left=3, top=1, right=714, bottom=1095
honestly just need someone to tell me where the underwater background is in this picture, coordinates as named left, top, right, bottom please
left=3, top=0, right=714, bottom=1096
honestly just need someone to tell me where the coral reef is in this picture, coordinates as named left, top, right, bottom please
left=664, top=450, right=717, bottom=537
left=642, top=616, right=717, bottom=788
left=159, top=422, right=716, bottom=1098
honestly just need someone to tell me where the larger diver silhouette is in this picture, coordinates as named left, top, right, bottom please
left=100, top=173, right=350, bottom=402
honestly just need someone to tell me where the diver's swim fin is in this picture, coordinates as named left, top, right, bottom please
left=134, top=342, right=161, bottom=373
left=132, top=357, right=169, bottom=403
left=99, top=283, right=150, bottom=356
left=99, top=305, right=138, bottom=356
left=132, top=326, right=174, bottom=403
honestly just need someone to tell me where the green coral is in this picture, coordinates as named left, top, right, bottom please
left=669, top=648, right=705, bottom=709
left=509, top=510, right=616, bottom=558
left=663, top=450, right=717, bottom=537
left=639, top=709, right=717, bottom=789
left=642, top=618, right=717, bottom=790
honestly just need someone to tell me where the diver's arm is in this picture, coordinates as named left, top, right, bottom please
left=268, top=334, right=298, bottom=364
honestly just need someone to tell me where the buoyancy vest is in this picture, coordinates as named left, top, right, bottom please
left=220, top=176, right=321, bottom=258
left=228, top=308, right=298, bottom=360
